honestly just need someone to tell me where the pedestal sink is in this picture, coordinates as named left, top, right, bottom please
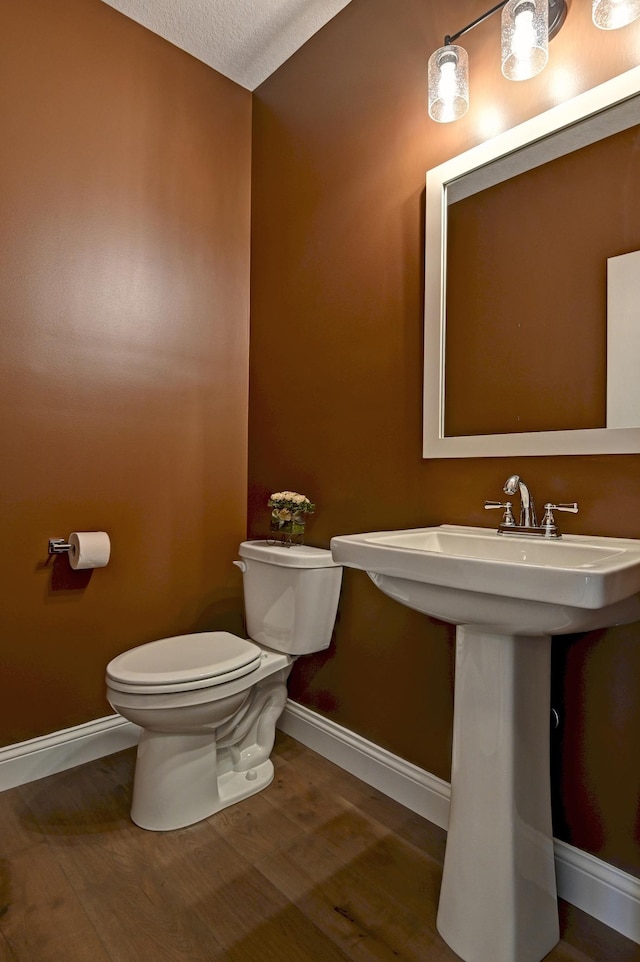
left=330, top=525, right=640, bottom=962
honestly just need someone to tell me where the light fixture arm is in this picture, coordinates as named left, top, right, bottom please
left=444, top=0, right=509, bottom=47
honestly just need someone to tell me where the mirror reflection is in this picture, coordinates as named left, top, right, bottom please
left=445, top=123, right=640, bottom=438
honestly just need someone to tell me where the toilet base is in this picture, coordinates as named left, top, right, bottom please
left=130, top=728, right=277, bottom=831
left=216, top=757, right=275, bottom=815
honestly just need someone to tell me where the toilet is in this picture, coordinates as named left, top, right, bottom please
left=106, top=541, right=342, bottom=831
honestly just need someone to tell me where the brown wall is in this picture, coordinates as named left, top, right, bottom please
left=250, top=0, right=640, bottom=875
left=0, top=0, right=252, bottom=745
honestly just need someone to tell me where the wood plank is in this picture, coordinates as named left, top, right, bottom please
left=210, top=789, right=305, bottom=864
left=144, top=817, right=351, bottom=962
left=0, top=931, right=16, bottom=962
left=256, top=838, right=453, bottom=962
left=18, top=751, right=151, bottom=890
left=16, top=749, right=135, bottom=838
left=69, top=873, right=227, bottom=962
left=0, top=842, right=111, bottom=962
left=0, top=787, right=46, bottom=860
left=18, top=751, right=228, bottom=961
left=299, top=751, right=448, bottom=863
left=266, top=777, right=443, bottom=924
left=264, top=751, right=378, bottom=834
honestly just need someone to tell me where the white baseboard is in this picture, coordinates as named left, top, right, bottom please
left=0, top=715, right=140, bottom=792
left=1, top=705, right=637, bottom=946
left=277, top=699, right=640, bottom=946
left=554, top=838, right=640, bottom=946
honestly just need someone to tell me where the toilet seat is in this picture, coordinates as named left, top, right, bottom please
left=106, top=632, right=262, bottom=694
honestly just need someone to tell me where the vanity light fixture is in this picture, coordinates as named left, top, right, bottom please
left=428, top=0, right=565, bottom=123
left=593, top=0, right=640, bottom=29
left=429, top=0, right=640, bottom=122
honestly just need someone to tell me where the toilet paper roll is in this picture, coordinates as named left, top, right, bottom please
left=68, top=531, right=111, bottom=570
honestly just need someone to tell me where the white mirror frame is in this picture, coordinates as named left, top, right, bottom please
left=423, top=66, right=640, bottom=458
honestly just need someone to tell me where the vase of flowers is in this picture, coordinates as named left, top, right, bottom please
left=267, top=490, right=315, bottom=545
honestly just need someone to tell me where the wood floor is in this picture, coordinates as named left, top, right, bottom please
left=0, top=732, right=637, bottom=962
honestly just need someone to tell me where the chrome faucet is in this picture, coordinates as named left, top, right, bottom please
left=503, top=474, right=537, bottom=528
left=484, top=475, right=578, bottom=538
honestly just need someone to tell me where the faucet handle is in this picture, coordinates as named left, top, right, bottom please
left=484, top=500, right=515, bottom=526
left=541, top=502, right=579, bottom=537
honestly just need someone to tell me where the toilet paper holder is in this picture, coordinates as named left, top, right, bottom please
left=47, top=532, right=111, bottom=570
left=49, top=538, right=73, bottom=555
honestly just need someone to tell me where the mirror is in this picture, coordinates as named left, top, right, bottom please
left=423, top=66, right=640, bottom=458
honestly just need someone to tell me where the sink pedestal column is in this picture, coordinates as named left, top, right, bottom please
left=436, top=627, right=559, bottom=962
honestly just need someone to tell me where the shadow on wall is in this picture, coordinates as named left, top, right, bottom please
left=43, top=555, right=93, bottom=594
left=190, top=595, right=246, bottom=639
left=550, top=632, right=605, bottom=850
left=550, top=625, right=640, bottom=875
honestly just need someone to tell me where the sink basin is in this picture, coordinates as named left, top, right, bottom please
left=330, top=524, right=640, bottom=634
left=330, top=524, right=640, bottom=962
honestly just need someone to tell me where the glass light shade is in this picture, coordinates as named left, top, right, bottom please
left=428, top=45, right=469, bottom=123
left=501, top=0, right=548, bottom=81
left=592, top=0, right=640, bottom=28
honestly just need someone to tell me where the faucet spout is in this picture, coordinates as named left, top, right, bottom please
left=503, top=475, right=537, bottom=528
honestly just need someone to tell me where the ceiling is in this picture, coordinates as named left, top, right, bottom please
left=100, top=0, right=354, bottom=91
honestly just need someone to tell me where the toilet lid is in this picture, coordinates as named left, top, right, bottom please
left=106, top=632, right=262, bottom=692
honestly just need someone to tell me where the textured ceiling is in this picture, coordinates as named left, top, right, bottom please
left=100, top=0, right=354, bottom=90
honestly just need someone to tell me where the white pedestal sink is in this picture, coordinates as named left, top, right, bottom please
left=330, top=525, right=640, bottom=962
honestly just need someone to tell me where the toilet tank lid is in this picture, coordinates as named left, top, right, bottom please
left=239, top=541, right=341, bottom=568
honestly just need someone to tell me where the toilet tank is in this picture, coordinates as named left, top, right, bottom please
left=237, top=541, right=342, bottom=654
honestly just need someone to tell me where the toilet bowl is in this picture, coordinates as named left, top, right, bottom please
left=106, top=542, right=342, bottom=831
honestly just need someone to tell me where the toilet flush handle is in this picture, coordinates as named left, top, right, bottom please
left=233, top=560, right=247, bottom=572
